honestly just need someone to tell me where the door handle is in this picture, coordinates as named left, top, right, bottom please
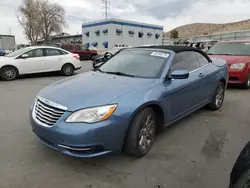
left=198, top=72, right=205, bottom=77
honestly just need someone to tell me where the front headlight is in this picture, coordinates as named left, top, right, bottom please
left=230, top=63, right=245, bottom=70
left=66, top=104, right=117, bottom=123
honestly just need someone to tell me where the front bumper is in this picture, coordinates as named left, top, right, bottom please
left=29, top=106, right=129, bottom=158
left=228, top=68, right=249, bottom=84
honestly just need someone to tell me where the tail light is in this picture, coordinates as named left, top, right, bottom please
left=73, top=54, right=80, bottom=60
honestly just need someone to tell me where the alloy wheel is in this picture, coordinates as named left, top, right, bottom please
left=215, top=85, right=224, bottom=108
left=2, top=67, right=16, bottom=80
left=138, top=114, right=155, bottom=151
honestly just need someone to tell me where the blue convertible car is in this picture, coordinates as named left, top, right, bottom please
left=30, top=45, right=228, bottom=158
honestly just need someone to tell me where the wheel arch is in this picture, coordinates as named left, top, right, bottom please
left=61, top=62, right=75, bottom=70
left=128, top=101, right=165, bottom=132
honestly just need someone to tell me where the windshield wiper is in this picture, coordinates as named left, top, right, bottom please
left=105, top=71, right=135, bottom=77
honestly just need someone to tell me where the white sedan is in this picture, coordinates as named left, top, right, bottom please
left=0, top=46, right=82, bottom=81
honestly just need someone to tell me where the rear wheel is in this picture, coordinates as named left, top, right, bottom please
left=124, top=108, right=156, bottom=157
left=208, top=82, right=225, bottom=111
left=0, top=66, right=18, bottom=81
left=243, top=74, right=250, bottom=89
left=90, top=54, right=97, bottom=61
left=61, top=64, right=74, bottom=76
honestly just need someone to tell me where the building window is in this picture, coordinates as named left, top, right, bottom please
left=84, top=42, right=90, bottom=48
left=95, top=30, right=100, bottom=36
left=138, top=32, right=144, bottom=38
left=116, top=29, right=123, bottom=36
left=129, top=30, right=134, bottom=36
left=147, top=32, right=153, bottom=38
left=155, top=33, right=160, bottom=39
left=102, top=42, right=108, bottom=48
left=84, top=31, right=89, bottom=37
left=102, top=29, right=108, bottom=35
left=91, top=42, right=98, bottom=47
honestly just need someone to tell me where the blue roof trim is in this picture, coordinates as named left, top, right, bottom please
left=82, top=21, right=163, bottom=30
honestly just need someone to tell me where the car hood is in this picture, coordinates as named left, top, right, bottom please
left=0, top=56, right=13, bottom=62
left=209, top=55, right=250, bottom=65
left=38, top=71, right=154, bottom=111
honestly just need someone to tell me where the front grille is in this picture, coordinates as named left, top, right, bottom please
left=34, top=99, right=66, bottom=126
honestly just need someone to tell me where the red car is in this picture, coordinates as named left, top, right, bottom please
left=55, top=43, right=98, bottom=60
left=208, top=40, right=250, bottom=89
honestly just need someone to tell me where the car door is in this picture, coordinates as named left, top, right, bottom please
left=165, top=51, right=205, bottom=122
left=44, top=48, right=66, bottom=72
left=17, top=48, right=47, bottom=74
left=194, top=51, right=218, bottom=101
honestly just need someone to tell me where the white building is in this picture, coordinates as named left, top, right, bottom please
left=82, top=18, right=164, bottom=50
left=0, top=35, right=15, bottom=50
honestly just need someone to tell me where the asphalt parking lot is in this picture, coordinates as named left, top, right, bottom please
left=1, top=60, right=250, bottom=188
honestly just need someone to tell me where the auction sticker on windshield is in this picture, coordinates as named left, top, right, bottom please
left=151, top=52, right=169, bottom=58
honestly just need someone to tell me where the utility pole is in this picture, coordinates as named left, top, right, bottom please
left=8, top=27, right=12, bottom=35
left=102, top=0, right=110, bottom=19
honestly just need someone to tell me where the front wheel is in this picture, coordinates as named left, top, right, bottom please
left=243, top=74, right=250, bottom=89
left=0, top=66, right=18, bottom=81
left=61, top=64, right=74, bottom=76
left=208, top=82, right=225, bottom=111
left=124, top=108, right=156, bottom=157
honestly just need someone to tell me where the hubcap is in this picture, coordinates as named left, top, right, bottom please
left=215, top=86, right=224, bottom=108
left=3, top=68, right=15, bottom=79
left=65, top=66, right=72, bottom=74
left=138, top=114, right=155, bottom=151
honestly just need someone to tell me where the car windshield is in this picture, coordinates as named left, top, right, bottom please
left=99, top=50, right=169, bottom=78
left=5, top=47, right=33, bottom=57
left=208, top=42, right=250, bottom=55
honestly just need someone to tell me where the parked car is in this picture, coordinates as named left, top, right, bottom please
left=229, top=141, right=250, bottom=188
left=30, top=45, right=228, bottom=158
left=55, top=43, right=98, bottom=60
left=208, top=40, right=250, bottom=89
left=0, top=49, right=6, bottom=56
left=92, top=48, right=127, bottom=68
left=0, top=46, right=81, bottom=81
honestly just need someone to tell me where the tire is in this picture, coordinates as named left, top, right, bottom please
left=124, top=107, right=156, bottom=157
left=208, top=82, right=225, bottom=111
left=0, top=66, right=18, bottom=81
left=243, top=74, right=250, bottom=89
left=90, top=54, right=97, bottom=61
left=61, top=64, right=74, bottom=76
left=232, top=169, right=250, bottom=188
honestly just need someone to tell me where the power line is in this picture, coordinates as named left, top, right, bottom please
left=102, top=0, right=110, bottom=19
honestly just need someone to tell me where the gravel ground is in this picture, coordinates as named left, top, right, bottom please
left=0, top=61, right=250, bottom=188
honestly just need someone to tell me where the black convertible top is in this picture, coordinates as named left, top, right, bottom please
left=134, top=45, right=212, bottom=62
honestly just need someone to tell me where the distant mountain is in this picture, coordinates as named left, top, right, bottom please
left=164, top=19, right=250, bottom=39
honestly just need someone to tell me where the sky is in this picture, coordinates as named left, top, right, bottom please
left=1, top=0, right=250, bottom=44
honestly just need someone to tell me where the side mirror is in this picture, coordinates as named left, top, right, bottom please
left=21, top=54, right=29, bottom=58
left=170, top=70, right=189, bottom=79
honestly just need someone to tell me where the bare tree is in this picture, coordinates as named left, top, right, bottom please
left=17, top=0, right=41, bottom=44
left=39, top=0, right=66, bottom=44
